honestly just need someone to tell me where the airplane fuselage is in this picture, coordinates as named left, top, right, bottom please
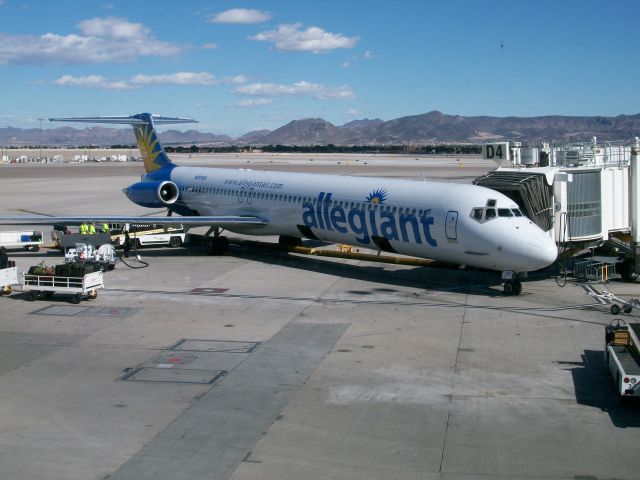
left=163, top=166, right=557, bottom=272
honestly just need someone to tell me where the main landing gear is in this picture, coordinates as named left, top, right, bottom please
left=204, top=227, right=229, bottom=256
left=502, top=271, right=523, bottom=296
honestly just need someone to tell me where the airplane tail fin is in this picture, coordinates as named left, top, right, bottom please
left=50, top=113, right=197, bottom=174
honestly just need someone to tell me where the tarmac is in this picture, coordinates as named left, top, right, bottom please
left=1, top=153, right=640, bottom=480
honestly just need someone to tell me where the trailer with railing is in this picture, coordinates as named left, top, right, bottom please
left=22, top=271, right=103, bottom=304
left=605, top=319, right=640, bottom=399
left=0, top=266, right=18, bottom=295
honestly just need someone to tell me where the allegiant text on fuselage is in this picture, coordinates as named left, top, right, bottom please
left=301, top=192, right=438, bottom=247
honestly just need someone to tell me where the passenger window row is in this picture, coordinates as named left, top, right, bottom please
left=181, top=185, right=429, bottom=215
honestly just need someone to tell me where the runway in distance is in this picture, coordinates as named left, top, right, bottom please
left=0, top=113, right=558, bottom=294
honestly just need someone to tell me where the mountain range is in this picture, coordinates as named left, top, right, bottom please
left=3, top=111, right=639, bottom=147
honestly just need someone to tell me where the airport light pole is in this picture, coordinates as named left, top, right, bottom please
left=38, top=118, right=43, bottom=161
left=3, top=125, right=9, bottom=162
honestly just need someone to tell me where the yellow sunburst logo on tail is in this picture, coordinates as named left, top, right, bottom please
left=134, top=124, right=161, bottom=172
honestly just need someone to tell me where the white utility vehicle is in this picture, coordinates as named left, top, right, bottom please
left=112, top=225, right=185, bottom=249
left=0, top=230, right=43, bottom=251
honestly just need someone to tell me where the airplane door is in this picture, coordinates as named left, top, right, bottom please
left=445, top=210, right=458, bottom=241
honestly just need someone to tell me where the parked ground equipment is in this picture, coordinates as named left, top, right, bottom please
left=605, top=318, right=640, bottom=399
left=0, top=265, right=18, bottom=295
left=111, top=224, right=186, bottom=249
left=65, top=243, right=116, bottom=271
left=0, top=230, right=43, bottom=251
left=22, top=261, right=104, bottom=303
left=587, top=288, right=640, bottom=315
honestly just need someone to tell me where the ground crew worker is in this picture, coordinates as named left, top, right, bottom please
left=123, top=231, right=131, bottom=258
left=88, top=222, right=96, bottom=234
left=79, top=222, right=88, bottom=235
left=101, top=223, right=109, bottom=234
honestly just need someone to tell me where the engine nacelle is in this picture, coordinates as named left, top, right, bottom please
left=123, top=180, right=179, bottom=208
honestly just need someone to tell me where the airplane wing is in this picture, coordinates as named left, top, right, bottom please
left=0, top=215, right=267, bottom=229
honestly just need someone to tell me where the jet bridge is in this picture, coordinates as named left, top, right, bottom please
left=473, top=170, right=554, bottom=232
left=478, top=139, right=640, bottom=280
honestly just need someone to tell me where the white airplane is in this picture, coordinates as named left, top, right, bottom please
left=0, top=113, right=557, bottom=294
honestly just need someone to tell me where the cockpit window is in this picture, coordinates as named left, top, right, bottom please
left=472, top=208, right=483, bottom=221
left=487, top=199, right=497, bottom=207
left=512, top=208, right=523, bottom=217
left=498, top=208, right=513, bottom=217
left=485, top=208, right=496, bottom=219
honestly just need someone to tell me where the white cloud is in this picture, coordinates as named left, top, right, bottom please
left=208, top=8, right=271, bottom=24
left=341, top=62, right=350, bottom=68
left=346, top=108, right=362, bottom=116
left=0, top=17, right=181, bottom=65
left=77, top=16, right=148, bottom=39
left=223, top=75, right=248, bottom=85
left=130, top=72, right=216, bottom=86
left=235, top=99, right=273, bottom=108
left=53, top=71, right=246, bottom=90
left=202, top=42, right=218, bottom=49
left=250, top=23, right=359, bottom=53
left=235, top=81, right=354, bottom=100
left=53, top=75, right=129, bottom=90
left=363, top=50, right=374, bottom=60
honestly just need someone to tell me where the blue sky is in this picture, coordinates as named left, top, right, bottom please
left=1, top=0, right=639, bottom=136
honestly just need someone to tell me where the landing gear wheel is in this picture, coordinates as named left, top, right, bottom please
left=503, top=279, right=522, bottom=296
left=504, top=281, right=513, bottom=295
left=512, top=280, right=522, bottom=296
left=623, top=305, right=633, bottom=314
left=70, top=293, right=82, bottom=304
left=620, top=258, right=638, bottom=283
left=611, top=304, right=621, bottom=315
left=169, top=236, right=182, bottom=248
left=206, top=236, right=229, bottom=256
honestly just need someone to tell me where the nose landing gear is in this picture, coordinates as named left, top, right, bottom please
left=502, top=271, right=524, bottom=296
left=503, top=279, right=522, bottom=296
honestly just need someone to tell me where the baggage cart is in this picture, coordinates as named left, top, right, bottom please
left=22, top=271, right=103, bottom=304
left=0, top=266, right=18, bottom=295
left=604, top=319, right=640, bottom=399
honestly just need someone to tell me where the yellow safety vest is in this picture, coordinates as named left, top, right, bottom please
left=88, top=224, right=96, bottom=234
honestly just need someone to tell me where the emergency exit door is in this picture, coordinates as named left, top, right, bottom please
left=445, top=210, right=458, bottom=240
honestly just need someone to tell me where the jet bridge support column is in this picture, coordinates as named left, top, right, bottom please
left=630, top=138, right=640, bottom=280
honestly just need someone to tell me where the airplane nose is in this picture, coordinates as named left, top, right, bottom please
left=526, top=235, right=558, bottom=270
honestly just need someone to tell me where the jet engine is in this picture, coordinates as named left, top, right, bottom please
left=123, top=180, right=179, bottom=208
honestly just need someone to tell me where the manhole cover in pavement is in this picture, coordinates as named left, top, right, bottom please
left=151, top=353, right=196, bottom=367
left=122, top=367, right=225, bottom=384
left=32, top=305, right=92, bottom=316
left=32, top=305, right=138, bottom=317
left=84, top=307, right=138, bottom=317
left=172, top=339, right=259, bottom=353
